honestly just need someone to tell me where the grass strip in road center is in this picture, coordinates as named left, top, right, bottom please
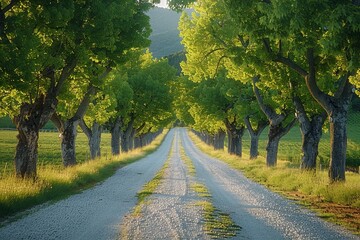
left=132, top=139, right=173, bottom=216
left=179, top=141, right=241, bottom=239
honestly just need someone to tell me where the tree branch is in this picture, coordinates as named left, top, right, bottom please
left=73, top=85, right=96, bottom=120
left=252, top=76, right=285, bottom=125
left=79, top=119, right=92, bottom=139
left=304, top=48, right=331, bottom=112
left=51, top=112, right=64, bottom=132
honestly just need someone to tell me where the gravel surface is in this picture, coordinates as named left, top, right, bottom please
left=0, top=130, right=174, bottom=240
left=120, top=130, right=208, bottom=240
left=179, top=128, right=358, bottom=240
left=0, top=127, right=358, bottom=240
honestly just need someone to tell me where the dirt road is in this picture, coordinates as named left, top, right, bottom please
left=0, top=128, right=357, bottom=239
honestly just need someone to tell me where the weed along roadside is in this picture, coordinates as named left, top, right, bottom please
left=0, top=130, right=169, bottom=221
left=187, top=131, right=360, bottom=236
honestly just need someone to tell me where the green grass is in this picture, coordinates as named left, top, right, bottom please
left=0, top=130, right=168, bottom=219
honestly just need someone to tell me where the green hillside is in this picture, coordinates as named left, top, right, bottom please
left=147, top=7, right=191, bottom=58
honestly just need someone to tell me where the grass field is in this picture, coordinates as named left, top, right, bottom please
left=240, top=111, right=360, bottom=169
left=0, top=130, right=167, bottom=219
left=0, top=130, right=112, bottom=177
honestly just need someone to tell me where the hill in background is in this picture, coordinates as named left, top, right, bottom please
left=147, top=7, right=191, bottom=58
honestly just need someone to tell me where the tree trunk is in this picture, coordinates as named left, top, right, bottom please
left=250, top=136, right=260, bottom=159
left=110, top=117, right=121, bottom=155
left=299, top=114, right=325, bottom=170
left=276, top=49, right=354, bottom=181
left=120, top=119, right=134, bottom=153
left=61, top=119, right=78, bottom=166
left=80, top=120, right=103, bottom=160
left=134, top=136, right=141, bottom=149
left=293, top=96, right=326, bottom=170
left=244, top=116, right=267, bottom=159
left=328, top=111, right=347, bottom=181
left=266, top=121, right=295, bottom=166
left=13, top=94, right=58, bottom=179
left=266, top=133, right=280, bottom=167
left=89, top=122, right=102, bottom=160
left=225, top=119, right=244, bottom=157
left=213, top=129, right=225, bottom=150
left=14, top=125, right=39, bottom=179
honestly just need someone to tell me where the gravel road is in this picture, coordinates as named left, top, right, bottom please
left=0, top=130, right=174, bottom=240
left=120, top=129, right=208, bottom=239
left=0, top=127, right=358, bottom=240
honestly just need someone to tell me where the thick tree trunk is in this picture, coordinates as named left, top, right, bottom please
left=266, top=121, right=295, bottom=166
left=14, top=125, right=39, bottom=179
left=299, top=114, right=325, bottom=170
left=61, top=119, right=78, bottom=166
left=328, top=111, right=347, bottom=181
left=276, top=49, right=353, bottom=181
left=266, top=133, right=280, bottom=167
left=293, top=96, right=326, bottom=170
left=13, top=94, right=58, bottom=179
left=110, top=117, right=121, bottom=155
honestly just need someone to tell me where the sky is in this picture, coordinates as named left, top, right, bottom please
left=155, top=0, right=169, bottom=8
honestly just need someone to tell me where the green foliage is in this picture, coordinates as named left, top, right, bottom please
left=116, top=50, right=177, bottom=133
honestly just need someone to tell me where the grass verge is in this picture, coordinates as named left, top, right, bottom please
left=180, top=142, right=241, bottom=239
left=0, top=130, right=168, bottom=221
left=188, top=130, right=360, bottom=236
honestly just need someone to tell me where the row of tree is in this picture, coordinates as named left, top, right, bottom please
left=0, top=0, right=176, bottom=179
left=171, top=0, right=360, bottom=182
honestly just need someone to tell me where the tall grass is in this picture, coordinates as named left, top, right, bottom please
left=0, top=130, right=168, bottom=219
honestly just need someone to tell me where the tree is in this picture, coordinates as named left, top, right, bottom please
left=224, top=0, right=360, bottom=181
left=0, top=0, right=152, bottom=178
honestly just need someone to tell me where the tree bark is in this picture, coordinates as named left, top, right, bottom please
left=121, top=118, right=134, bottom=153
left=80, top=120, right=102, bottom=160
left=328, top=111, right=348, bottom=181
left=244, top=115, right=267, bottom=159
left=60, top=119, right=78, bottom=166
left=110, top=117, right=121, bottom=155
left=293, top=96, right=326, bottom=170
left=13, top=94, right=58, bottom=179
